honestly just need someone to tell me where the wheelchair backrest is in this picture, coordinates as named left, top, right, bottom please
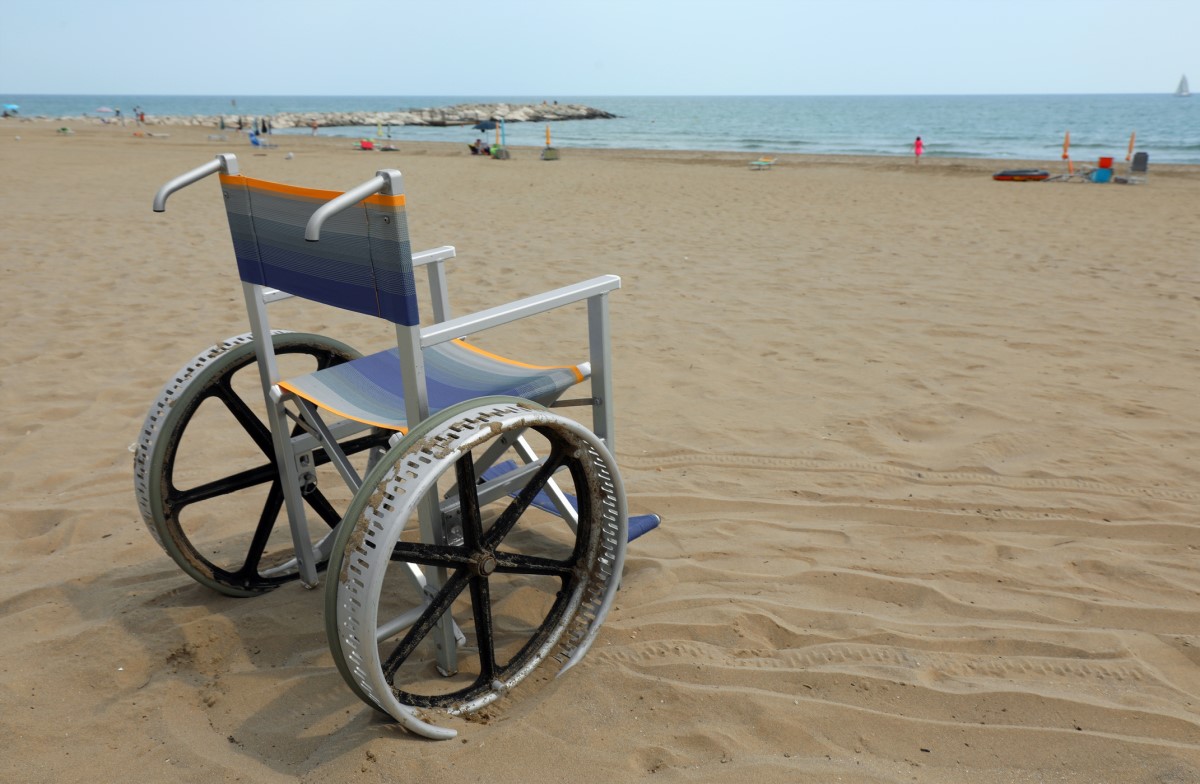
left=218, top=174, right=420, bottom=327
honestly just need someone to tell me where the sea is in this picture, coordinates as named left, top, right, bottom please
left=5, top=94, right=1200, bottom=163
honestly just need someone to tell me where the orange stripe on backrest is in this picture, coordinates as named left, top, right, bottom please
left=219, top=174, right=406, bottom=208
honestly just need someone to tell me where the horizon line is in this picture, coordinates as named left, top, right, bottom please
left=2, top=91, right=1190, bottom=99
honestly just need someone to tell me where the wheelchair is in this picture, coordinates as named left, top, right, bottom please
left=133, top=153, right=659, bottom=739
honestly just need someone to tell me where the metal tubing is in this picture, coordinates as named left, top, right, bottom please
left=295, top=398, right=362, bottom=493
left=587, top=293, right=616, bottom=449
left=427, top=260, right=452, bottom=323
left=304, top=169, right=402, bottom=241
left=420, top=275, right=621, bottom=347
left=152, top=154, right=238, bottom=212
left=412, top=245, right=456, bottom=267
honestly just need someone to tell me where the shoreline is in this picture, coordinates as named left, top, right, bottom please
left=9, top=118, right=1200, bottom=174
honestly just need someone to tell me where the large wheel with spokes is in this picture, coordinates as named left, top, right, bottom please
left=325, top=397, right=627, bottom=739
left=134, top=332, right=392, bottom=597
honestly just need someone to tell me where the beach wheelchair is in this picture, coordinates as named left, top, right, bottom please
left=134, top=153, right=658, bottom=739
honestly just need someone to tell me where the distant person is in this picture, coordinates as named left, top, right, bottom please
left=310, top=119, right=319, bottom=136
left=913, top=136, right=924, bottom=164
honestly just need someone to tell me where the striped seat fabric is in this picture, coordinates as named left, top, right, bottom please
left=220, top=173, right=421, bottom=325
left=280, top=339, right=585, bottom=432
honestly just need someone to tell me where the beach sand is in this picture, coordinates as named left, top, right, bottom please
left=2, top=120, right=1198, bottom=783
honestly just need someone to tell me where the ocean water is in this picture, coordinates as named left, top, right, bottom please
left=5, top=94, right=1199, bottom=163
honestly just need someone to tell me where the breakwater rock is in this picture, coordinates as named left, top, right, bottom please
left=46, top=103, right=616, bottom=129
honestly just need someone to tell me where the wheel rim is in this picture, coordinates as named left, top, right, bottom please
left=327, top=398, right=626, bottom=736
left=383, top=422, right=589, bottom=707
left=134, top=332, right=390, bottom=596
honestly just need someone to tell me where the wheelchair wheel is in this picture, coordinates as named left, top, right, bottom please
left=325, top=397, right=627, bottom=739
left=134, top=331, right=392, bottom=597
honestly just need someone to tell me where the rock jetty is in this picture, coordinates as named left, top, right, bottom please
left=43, top=102, right=616, bottom=129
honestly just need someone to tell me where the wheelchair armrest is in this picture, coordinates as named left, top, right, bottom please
left=419, top=275, right=621, bottom=347
left=412, top=246, right=456, bottom=267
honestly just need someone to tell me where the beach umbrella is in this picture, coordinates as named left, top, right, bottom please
left=1126, top=131, right=1136, bottom=162
left=96, top=106, right=114, bottom=113
left=2, top=104, right=17, bottom=112
left=541, top=123, right=560, bottom=161
left=472, top=119, right=496, bottom=131
left=1062, top=130, right=1073, bottom=174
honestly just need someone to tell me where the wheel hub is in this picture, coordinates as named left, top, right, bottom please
left=471, top=552, right=498, bottom=577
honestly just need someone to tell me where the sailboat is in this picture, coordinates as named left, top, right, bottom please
left=1175, top=74, right=1190, bottom=97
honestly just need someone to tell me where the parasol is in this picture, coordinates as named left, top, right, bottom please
left=541, top=123, right=560, bottom=161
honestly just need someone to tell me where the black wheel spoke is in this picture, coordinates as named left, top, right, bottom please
left=303, top=486, right=343, bottom=528
left=171, top=461, right=278, bottom=509
left=492, top=551, right=575, bottom=578
left=469, top=575, right=497, bottom=679
left=454, top=452, right=484, bottom=549
left=213, top=379, right=275, bottom=458
left=235, top=479, right=285, bottom=578
left=483, top=442, right=568, bottom=550
left=382, top=569, right=470, bottom=680
left=390, top=541, right=473, bottom=570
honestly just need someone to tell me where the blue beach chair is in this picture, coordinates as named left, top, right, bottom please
left=135, top=153, right=659, bottom=738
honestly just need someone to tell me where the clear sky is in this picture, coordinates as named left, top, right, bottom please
left=2, top=0, right=1196, bottom=96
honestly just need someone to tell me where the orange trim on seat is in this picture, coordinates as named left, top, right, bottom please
left=451, top=339, right=585, bottom=383
left=277, top=381, right=408, bottom=434
left=219, top=174, right=406, bottom=208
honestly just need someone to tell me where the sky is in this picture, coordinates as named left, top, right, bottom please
left=2, top=0, right=1197, bottom=96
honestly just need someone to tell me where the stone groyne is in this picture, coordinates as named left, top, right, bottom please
left=40, top=102, right=616, bottom=129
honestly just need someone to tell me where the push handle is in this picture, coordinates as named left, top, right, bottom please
left=152, top=153, right=239, bottom=212
left=305, top=169, right=403, bottom=241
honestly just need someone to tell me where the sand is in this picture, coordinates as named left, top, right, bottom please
left=1, top=119, right=1198, bottom=783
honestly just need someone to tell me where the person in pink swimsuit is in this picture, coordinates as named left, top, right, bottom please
left=913, top=136, right=924, bottom=164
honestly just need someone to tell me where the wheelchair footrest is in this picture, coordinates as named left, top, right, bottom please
left=482, top=460, right=660, bottom=541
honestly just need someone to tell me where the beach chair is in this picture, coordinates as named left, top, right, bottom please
left=748, top=156, right=777, bottom=171
left=136, top=153, right=659, bottom=738
left=1128, top=151, right=1149, bottom=184
left=248, top=131, right=277, bottom=149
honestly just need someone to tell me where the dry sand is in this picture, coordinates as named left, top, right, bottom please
left=1, top=119, right=1198, bottom=783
